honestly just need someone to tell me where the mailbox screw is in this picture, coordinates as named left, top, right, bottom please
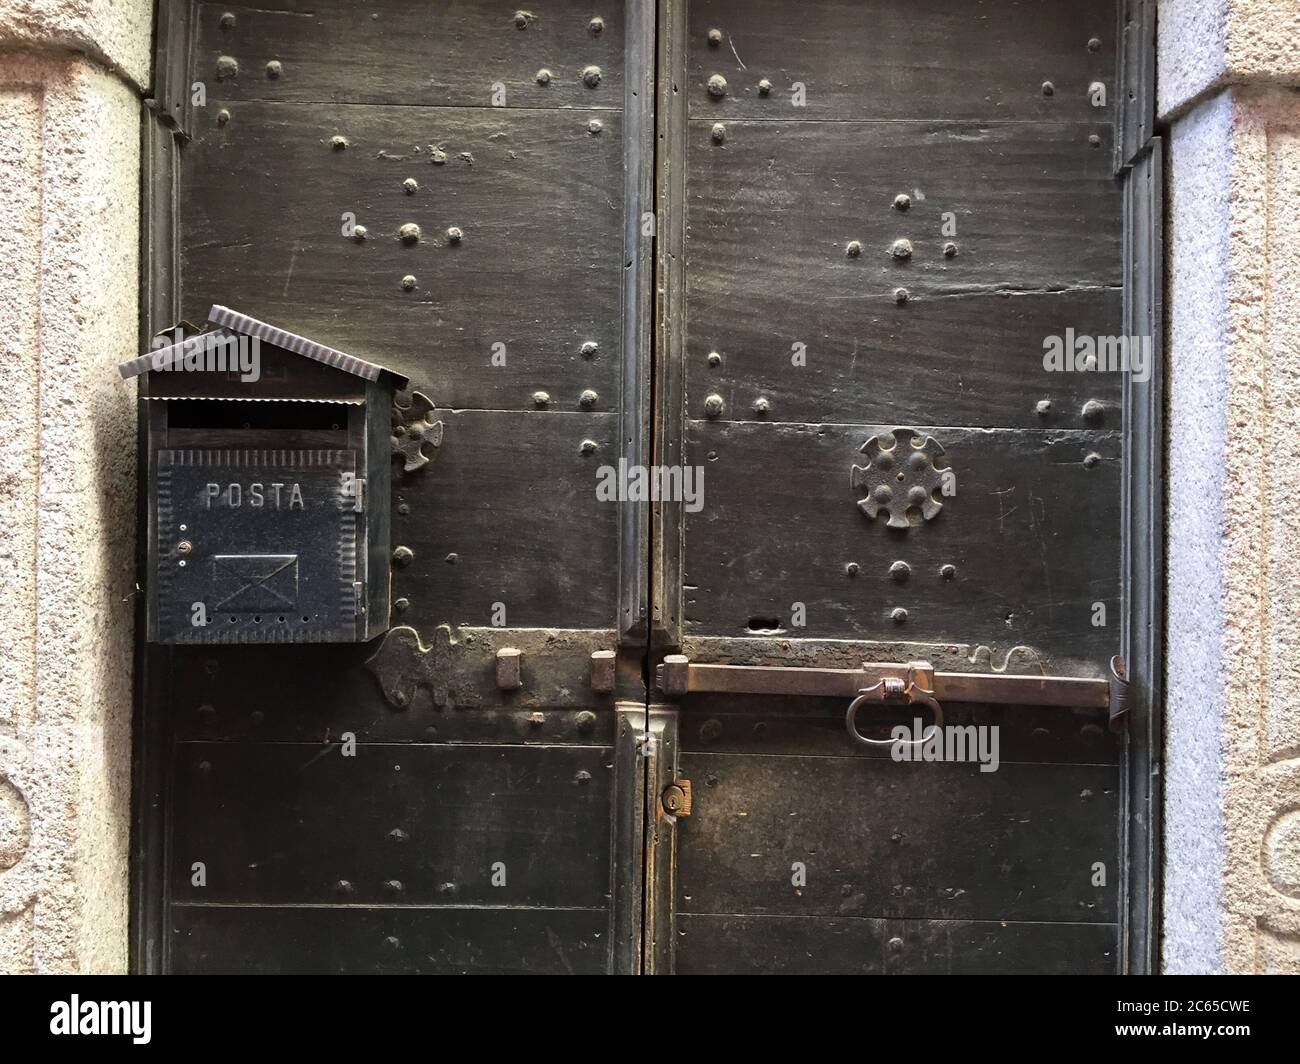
left=704, top=394, right=724, bottom=418
left=438, top=882, right=458, bottom=898
left=708, top=74, right=728, bottom=98
left=891, top=607, right=909, bottom=624
left=383, top=879, right=405, bottom=895
left=403, top=177, right=418, bottom=194
left=445, top=553, right=459, bottom=564
left=888, top=936, right=905, bottom=953
left=940, top=564, right=957, bottom=580
left=581, top=341, right=599, bottom=359
left=330, top=135, right=349, bottom=150
left=574, top=770, right=592, bottom=786
left=514, top=11, right=531, bottom=29
left=179, top=524, right=188, bottom=531
left=588, top=118, right=603, bottom=135
left=707, top=28, right=723, bottom=46
left=1088, top=37, right=1102, bottom=53
left=576, top=710, right=597, bottom=733
left=583, top=65, right=603, bottom=88
left=893, top=193, right=911, bottom=211
left=845, top=562, right=860, bottom=578
left=536, top=68, right=552, bottom=86
left=446, top=226, right=464, bottom=244
left=579, top=389, right=598, bottom=408
left=752, top=397, right=770, bottom=417
left=250, top=710, right=264, bottom=726
left=387, top=828, right=408, bottom=843
left=430, top=147, right=447, bottom=164
left=944, top=242, right=959, bottom=258
left=265, top=59, right=282, bottom=79
left=399, top=222, right=421, bottom=244
left=529, top=712, right=545, bottom=728
left=401, top=274, right=417, bottom=291
left=394, top=597, right=410, bottom=613
left=392, top=545, right=414, bottom=567
left=894, top=287, right=910, bottom=305
left=707, top=351, right=722, bottom=367
left=891, top=238, right=913, bottom=261
left=216, top=109, right=231, bottom=126
left=1042, top=81, right=1055, bottom=96
left=711, top=122, right=726, bottom=143
left=1036, top=399, right=1052, bottom=416
left=382, top=936, right=402, bottom=952
left=758, top=78, right=773, bottom=96
left=532, top=391, right=550, bottom=407
left=846, top=240, right=862, bottom=258
left=351, top=225, right=367, bottom=243
left=1081, top=399, right=1105, bottom=423
left=1089, top=133, right=1102, bottom=148
left=890, top=560, right=911, bottom=583
left=177, top=540, right=193, bottom=555
left=216, top=55, right=238, bottom=80
left=589, top=16, right=604, bottom=34
left=580, top=439, right=598, bottom=455
left=1084, top=452, right=1101, bottom=469
left=220, top=12, right=236, bottom=29
left=334, top=879, right=354, bottom=896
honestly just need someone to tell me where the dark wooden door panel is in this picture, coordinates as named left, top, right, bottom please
left=171, top=741, right=612, bottom=906
left=172, top=905, right=610, bottom=974
left=182, top=103, right=625, bottom=411
left=687, top=289, right=1124, bottom=432
left=676, top=752, right=1118, bottom=922
left=683, top=421, right=1120, bottom=670
left=677, top=915, right=1117, bottom=975
left=144, top=0, right=648, bottom=974
left=685, top=0, right=1115, bottom=122
left=194, top=0, right=626, bottom=108
left=653, top=0, right=1127, bottom=975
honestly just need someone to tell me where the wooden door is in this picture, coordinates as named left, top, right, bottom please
left=136, top=0, right=1155, bottom=975
left=650, top=0, right=1130, bottom=974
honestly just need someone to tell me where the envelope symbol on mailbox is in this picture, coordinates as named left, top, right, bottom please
left=212, top=554, right=299, bottom=610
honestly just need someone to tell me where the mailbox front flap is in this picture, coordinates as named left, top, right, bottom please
left=154, top=448, right=364, bottom=643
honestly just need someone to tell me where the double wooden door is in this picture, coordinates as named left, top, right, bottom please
left=136, top=0, right=1153, bottom=974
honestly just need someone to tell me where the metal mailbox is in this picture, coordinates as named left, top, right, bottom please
left=120, top=305, right=407, bottom=644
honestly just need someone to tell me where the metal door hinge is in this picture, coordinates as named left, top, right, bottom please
left=661, top=779, right=692, bottom=818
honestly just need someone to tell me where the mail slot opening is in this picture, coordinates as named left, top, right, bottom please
left=166, top=399, right=348, bottom=433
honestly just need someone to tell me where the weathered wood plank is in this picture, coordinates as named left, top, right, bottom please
left=677, top=914, right=1117, bottom=974
left=686, top=119, right=1122, bottom=313
left=170, top=635, right=620, bottom=741
left=170, top=742, right=613, bottom=907
left=685, top=0, right=1116, bottom=122
left=194, top=0, right=625, bottom=108
left=687, top=288, right=1125, bottom=430
left=391, top=409, right=620, bottom=631
left=172, top=904, right=610, bottom=974
left=182, top=104, right=624, bottom=411
left=672, top=697, right=1118, bottom=766
left=682, top=422, right=1121, bottom=671
left=676, top=753, right=1119, bottom=922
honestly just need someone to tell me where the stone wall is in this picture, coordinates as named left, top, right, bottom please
left=1161, top=0, right=1300, bottom=973
left=0, top=1, right=150, bottom=972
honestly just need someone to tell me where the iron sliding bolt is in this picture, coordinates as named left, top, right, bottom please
left=656, top=654, right=1132, bottom=737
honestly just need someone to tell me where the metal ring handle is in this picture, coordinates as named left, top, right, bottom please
left=845, top=684, right=944, bottom=748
